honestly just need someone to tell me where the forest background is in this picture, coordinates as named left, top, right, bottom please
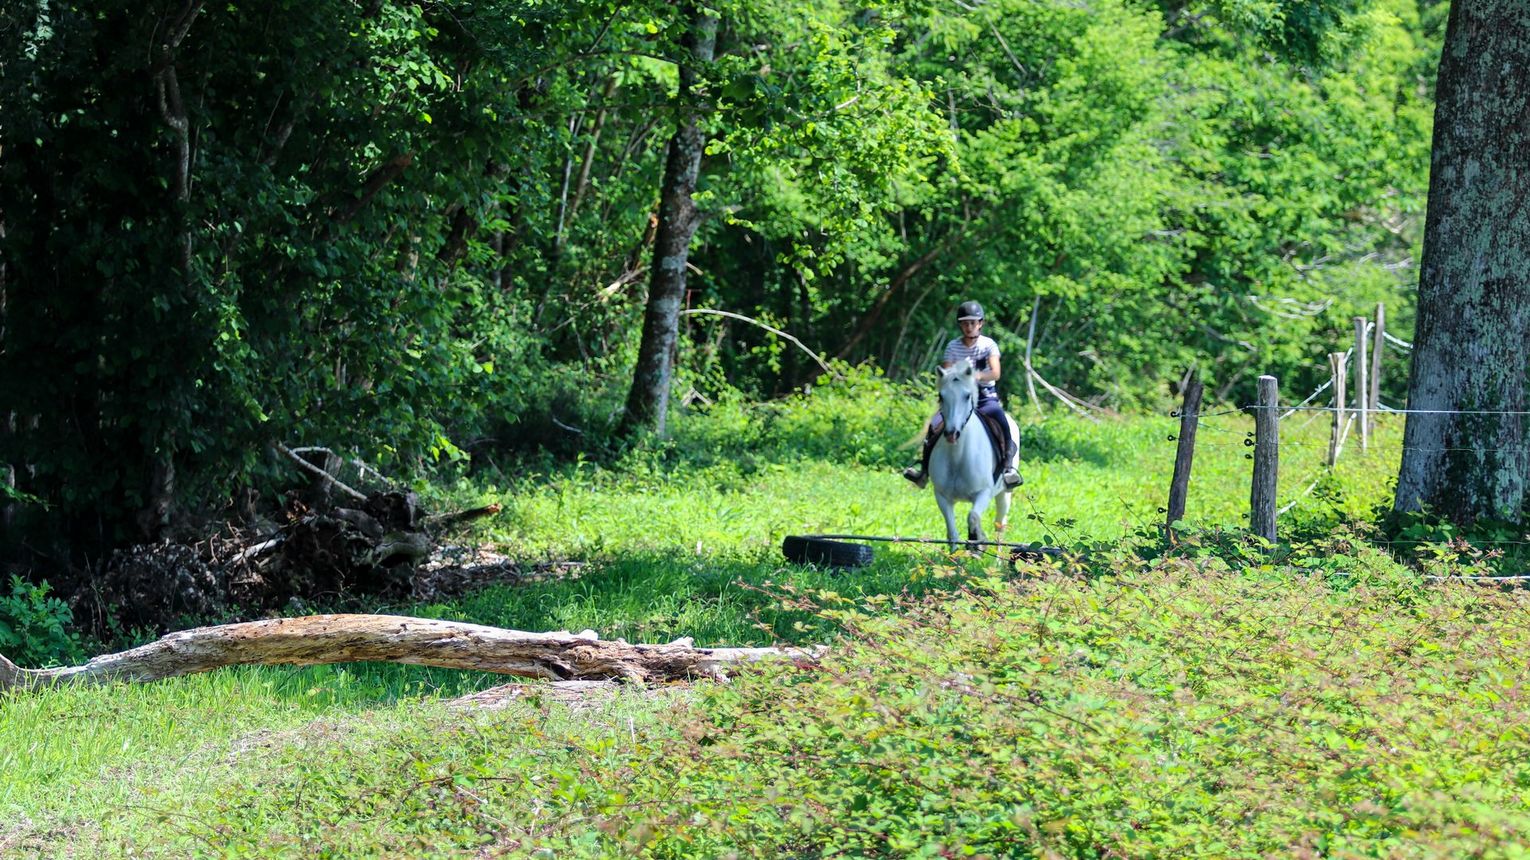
left=1, top=0, right=1442, bottom=571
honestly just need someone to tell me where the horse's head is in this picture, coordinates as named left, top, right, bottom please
left=936, top=364, right=979, bottom=443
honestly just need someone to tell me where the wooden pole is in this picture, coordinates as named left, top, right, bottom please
left=1165, top=375, right=1203, bottom=541
left=1024, top=295, right=1043, bottom=416
left=1250, top=375, right=1279, bottom=543
left=1355, top=316, right=1369, bottom=452
left=1327, top=351, right=1347, bottom=466
left=1369, top=302, right=1385, bottom=435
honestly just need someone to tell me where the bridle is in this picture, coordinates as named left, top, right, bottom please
left=940, top=380, right=977, bottom=443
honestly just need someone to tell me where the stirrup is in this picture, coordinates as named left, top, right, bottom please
left=1001, top=468, right=1023, bottom=489
left=903, top=467, right=929, bottom=489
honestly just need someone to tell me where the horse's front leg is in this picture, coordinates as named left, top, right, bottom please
left=994, top=489, right=1012, bottom=536
left=936, top=493, right=961, bottom=551
left=967, top=489, right=994, bottom=549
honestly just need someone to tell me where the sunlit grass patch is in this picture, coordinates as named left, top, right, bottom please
left=472, top=408, right=1404, bottom=557
left=0, top=664, right=489, bottom=818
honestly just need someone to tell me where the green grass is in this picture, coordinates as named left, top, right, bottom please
left=477, top=408, right=1405, bottom=557
left=0, top=386, right=1432, bottom=857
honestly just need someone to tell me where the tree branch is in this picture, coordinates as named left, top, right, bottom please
left=332, top=152, right=415, bottom=226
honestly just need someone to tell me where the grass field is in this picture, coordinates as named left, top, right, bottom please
left=10, top=378, right=1517, bottom=858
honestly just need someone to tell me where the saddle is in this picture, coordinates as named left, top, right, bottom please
left=975, top=407, right=1012, bottom=484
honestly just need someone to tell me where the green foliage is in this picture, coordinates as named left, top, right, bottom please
left=1, top=0, right=585, bottom=557
left=671, top=361, right=929, bottom=469
left=8, top=386, right=1523, bottom=856
left=1159, top=0, right=1388, bottom=63
left=620, top=556, right=1530, bottom=858
left=0, top=577, right=81, bottom=668
left=0, top=0, right=1441, bottom=569
left=25, top=551, right=1530, bottom=857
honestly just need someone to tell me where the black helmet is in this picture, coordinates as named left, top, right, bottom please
left=956, top=300, right=985, bottom=321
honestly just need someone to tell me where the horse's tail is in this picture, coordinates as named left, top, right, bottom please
left=899, top=415, right=935, bottom=451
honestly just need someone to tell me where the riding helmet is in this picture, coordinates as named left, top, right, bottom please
left=956, top=300, right=985, bottom=321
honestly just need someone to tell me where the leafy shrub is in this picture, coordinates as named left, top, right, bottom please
left=602, top=556, right=1530, bottom=857
left=0, top=576, right=82, bottom=668
left=671, top=361, right=933, bottom=469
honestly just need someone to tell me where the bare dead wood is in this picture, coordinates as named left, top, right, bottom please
left=1024, top=295, right=1042, bottom=415
left=286, top=446, right=392, bottom=488
left=1165, top=375, right=1203, bottom=541
left=367, top=532, right=431, bottom=567
left=276, top=442, right=367, bottom=502
left=1028, top=366, right=1106, bottom=422
left=1355, top=316, right=1369, bottom=452
left=0, top=615, right=823, bottom=691
left=1249, top=375, right=1279, bottom=543
left=1369, top=302, right=1385, bottom=435
left=679, top=309, right=832, bottom=377
left=424, top=503, right=504, bottom=531
left=1327, top=351, right=1348, bottom=466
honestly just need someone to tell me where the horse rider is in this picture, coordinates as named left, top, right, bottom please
left=903, top=300, right=1023, bottom=490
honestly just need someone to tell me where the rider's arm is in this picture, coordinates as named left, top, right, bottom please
left=980, top=353, right=1001, bottom=385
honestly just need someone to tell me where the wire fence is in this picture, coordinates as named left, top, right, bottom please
left=1153, top=304, right=1530, bottom=579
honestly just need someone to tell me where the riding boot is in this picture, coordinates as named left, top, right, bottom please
left=1000, top=431, right=1022, bottom=488
left=902, top=431, right=938, bottom=489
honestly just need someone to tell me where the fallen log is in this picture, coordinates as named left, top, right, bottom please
left=0, top=614, right=823, bottom=692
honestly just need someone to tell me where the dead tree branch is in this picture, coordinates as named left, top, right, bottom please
left=0, top=615, right=824, bottom=690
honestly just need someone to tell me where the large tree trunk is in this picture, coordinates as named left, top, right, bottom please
left=1394, top=3, right=1530, bottom=524
left=0, top=214, right=11, bottom=541
left=0, top=614, right=821, bottom=690
left=620, top=5, right=717, bottom=437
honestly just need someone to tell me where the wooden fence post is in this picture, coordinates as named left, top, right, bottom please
left=1369, top=302, right=1385, bottom=435
left=1355, top=316, right=1369, bottom=452
left=1165, top=375, right=1203, bottom=541
left=1250, top=375, right=1279, bottom=543
left=1327, top=351, right=1348, bottom=466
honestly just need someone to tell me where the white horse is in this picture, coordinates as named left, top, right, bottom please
left=928, top=364, right=1021, bottom=549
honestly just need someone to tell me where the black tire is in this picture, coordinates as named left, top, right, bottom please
left=781, top=535, right=874, bottom=569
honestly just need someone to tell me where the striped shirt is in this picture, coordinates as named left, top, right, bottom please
left=944, top=335, right=1000, bottom=400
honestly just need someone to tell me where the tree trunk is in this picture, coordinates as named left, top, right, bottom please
left=0, top=214, right=11, bottom=540
left=0, top=614, right=822, bottom=690
left=140, top=3, right=204, bottom=539
left=620, top=5, right=717, bottom=437
left=1394, top=3, right=1530, bottom=524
